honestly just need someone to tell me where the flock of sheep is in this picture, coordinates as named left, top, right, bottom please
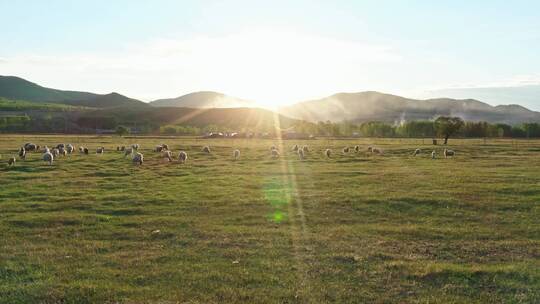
left=4, top=141, right=455, bottom=167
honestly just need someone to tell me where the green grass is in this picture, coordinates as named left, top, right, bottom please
left=0, top=97, right=87, bottom=111
left=0, top=135, right=539, bottom=303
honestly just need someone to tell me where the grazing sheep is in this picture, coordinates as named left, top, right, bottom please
left=271, top=149, right=280, bottom=158
left=372, top=148, right=382, bottom=155
left=18, top=147, right=26, bottom=160
left=24, top=143, right=38, bottom=151
left=354, top=145, right=360, bottom=153
left=56, top=143, right=65, bottom=150
left=43, top=151, right=54, bottom=165
left=83, top=147, right=89, bottom=155
left=163, top=150, right=173, bottom=162
left=342, top=147, right=350, bottom=154
left=66, top=144, right=74, bottom=154
left=162, top=144, right=169, bottom=151
left=44, top=146, right=50, bottom=153
left=202, top=146, right=211, bottom=153
left=79, top=146, right=84, bottom=153
left=59, top=147, right=67, bottom=156
left=298, top=148, right=305, bottom=160
left=413, top=148, right=421, bottom=156
left=292, top=144, right=299, bottom=152
left=178, top=151, right=188, bottom=164
left=233, top=149, right=240, bottom=160
left=367, top=146, right=373, bottom=153
left=325, top=149, right=332, bottom=158
left=51, top=148, right=60, bottom=158
left=444, top=149, right=455, bottom=158
left=8, top=157, right=16, bottom=166
left=96, top=147, right=105, bottom=154
left=132, top=144, right=139, bottom=150
left=132, top=152, right=144, bottom=165
left=431, top=151, right=436, bottom=159
left=302, top=145, right=309, bottom=153
left=155, top=145, right=164, bottom=153
left=124, top=148, right=133, bottom=158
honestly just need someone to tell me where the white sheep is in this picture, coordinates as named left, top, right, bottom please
left=354, top=145, right=360, bottom=153
left=292, top=144, right=299, bottom=152
left=8, top=157, right=16, bottom=166
left=431, top=151, right=436, bottom=159
left=66, top=144, right=74, bottom=154
left=413, top=148, right=421, bottom=156
left=155, top=145, right=164, bottom=153
left=43, top=151, right=54, bottom=165
left=178, top=151, right=188, bottom=164
left=18, top=147, right=26, bottom=160
left=202, top=146, right=211, bottom=153
left=96, top=147, right=104, bottom=154
left=162, top=144, right=169, bottom=151
left=163, top=150, right=172, bottom=162
left=372, top=148, right=382, bottom=155
left=302, top=145, right=309, bottom=153
left=132, top=152, right=144, bottom=165
left=44, top=146, right=50, bottom=153
left=298, top=148, right=305, bottom=160
left=51, top=148, right=60, bottom=158
left=83, top=147, right=89, bottom=155
left=132, top=144, right=139, bottom=150
left=367, top=146, right=373, bottom=153
left=271, top=149, right=280, bottom=158
left=325, top=149, right=332, bottom=158
left=78, top=146, right=84, bottom=153
left=233, top=149, right=240, bottom=160
left=444, top=149, right=455, bottom=158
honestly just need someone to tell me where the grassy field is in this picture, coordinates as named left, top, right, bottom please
left=0, top=135, right=539, bottom=303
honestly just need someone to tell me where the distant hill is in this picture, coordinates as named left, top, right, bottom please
left=0, top=76, right=147, bottom=108
left=280, top=91, right=540, bottom=124
left=150, top=91, right=257, bottom=108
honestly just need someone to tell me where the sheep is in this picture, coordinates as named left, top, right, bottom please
left=79, top=146, right=84, bottom=153
left=413, top=148, right=421, bottom=156
left=292, top=144, right=299, bottom=152
left=444, top=149, right=455, bottom=158
left=59, top=147, right=67, bottom=156
left=43, top=146, right=50, bottom=153
left=132, top=152, right=143, bottom=165
left=163, top=150, right=173, bottom=162
left=271, top=149, right=280, bottom=158
left=36, top=145, right=40, bottom=152
left=270, top=145, right=277, bottom=151
left=66, top=144, right=74, bottom=154
left=162, top=144, right=169, bottom=151
left=367, top=146, right=373, bottom=153
left=178, top=151, right=188, bottom=164
left=24, top=143, right=38, bottom=151
left=124, top=148, right=133, bottom=158
left=354, top=145, right=360, bottom=153
left=120, top=146, right=126, bottom=151
left=325, top=149, right=332, bottom=158
left=116, top=146, right=121, bottom=151
left=8, top=157, right=16, bottom=166
left=202, top=146, right=211, bottom=153
left=302, top=145, right=309, bottom=153
left=372, top=148, right=382, bottom=155
left=342, top=147, right=350, bottom=154
left=233, top=149, right=240, bottom=160
left=431, top=150, right=436, bottom=159
left=43, top=151, right=54, bottom=165
left=132, top=144, right=139, bottom=150
left=83, top=147, right=89, bottom=155
left=155, top=145, right=164, bottom=153
left=56, top=143, right=65, bottom=150
left=96, top=147, right=105, bottom=154
left=298, top=148, right=305, bottom=160
left=18, top=147, right=26, bottom=160
left=51, top=148, right=60, bottom=158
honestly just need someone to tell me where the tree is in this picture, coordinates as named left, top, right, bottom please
left=115, top=125, right=130, bottom=137
left=435, top=116, right=464, bottom=144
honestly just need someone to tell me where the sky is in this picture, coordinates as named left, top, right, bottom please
left=1, top=0, right=540, bottom=109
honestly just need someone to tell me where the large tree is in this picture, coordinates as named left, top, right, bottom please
left=435, top=116, right=464, bottom=144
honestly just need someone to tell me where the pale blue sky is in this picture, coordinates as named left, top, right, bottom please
left=1, top=0, right=539, bottom=108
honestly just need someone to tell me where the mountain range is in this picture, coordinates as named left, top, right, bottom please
left=1, top=75, right=539, bottom=124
